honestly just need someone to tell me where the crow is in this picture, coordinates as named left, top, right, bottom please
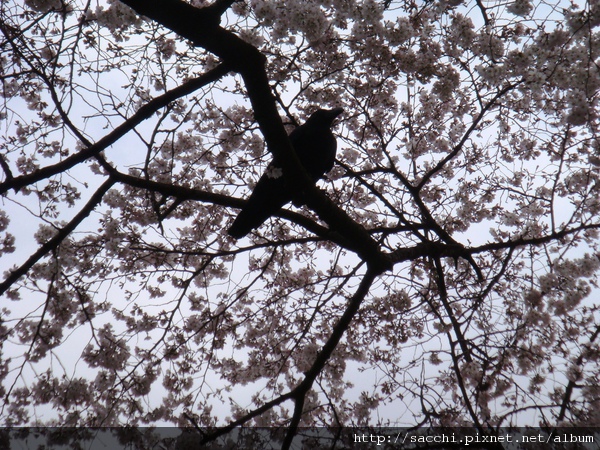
left=227, top=107, right=343, bottom=238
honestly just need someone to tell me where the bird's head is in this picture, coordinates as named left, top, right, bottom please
left=306, top=107, right=344, bottom=128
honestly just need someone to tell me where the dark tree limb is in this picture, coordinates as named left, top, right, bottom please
left=118, top=0, right=393, bottom=271
left=190, top=267, right=378, bottom=448
left=282, top=268, right=378, bottom=449
left=0, top=63, right=231, bottom=195
left=0, top=178, right=115, bottom=296
left=95, top=159, right=361, bottom=253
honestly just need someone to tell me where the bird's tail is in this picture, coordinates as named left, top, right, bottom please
left=227, top=186, right=290, bottom=238
left=227, top=169, right=293, bottom=239
left=227, top=208, right=272, bottom=238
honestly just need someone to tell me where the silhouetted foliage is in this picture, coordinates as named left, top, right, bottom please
left=1, top=1, right=600, bottom=447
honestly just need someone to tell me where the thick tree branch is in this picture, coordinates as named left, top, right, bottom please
left=283, top=268, right=378, bottom=448
left=0, top=64, right=231, bottom=195
left=390, top=224, right=600, bottom=277
left=118, top=0, right=393, bottom=272
left=189, top=267, right=378, bottom=447
left=0, top=178, right=115, bottom=297
left=98, top=162, right=361, bottom=253
left=469, top=225, right=600, bottom=254
left=432, top=258, right=483, bottom=430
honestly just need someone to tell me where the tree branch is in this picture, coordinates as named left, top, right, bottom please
left=0, top=178, right=115, bottom=297
left=0, top=63, right=231, bottom=195
left=283, top=268, right=378, bottom=448
left=97, top=161, right=363, bottom=253
left=118, top=0, right=393, bottom=272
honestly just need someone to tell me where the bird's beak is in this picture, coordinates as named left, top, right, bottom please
left=330, top=107, right=344, bottom=124
left=331, top=107, right=344, bottom=117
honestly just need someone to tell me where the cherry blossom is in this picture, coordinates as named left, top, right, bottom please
left=0, top=0, right=599, bottom=443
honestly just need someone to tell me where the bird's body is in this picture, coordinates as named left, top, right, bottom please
left=228, top=107, right=343, bottom=238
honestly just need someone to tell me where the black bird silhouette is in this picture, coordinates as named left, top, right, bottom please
left=228, top=107, right=343, bottom=238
